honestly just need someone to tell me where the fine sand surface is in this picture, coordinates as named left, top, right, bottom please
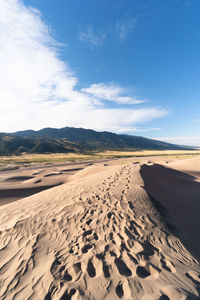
left=0, top=157, right=200, bottom=299
left=0, top=162, right=94, bottom=206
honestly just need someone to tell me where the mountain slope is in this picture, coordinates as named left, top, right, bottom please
left=13, top=126, right=192, bottom=151
left=0, top=133, right=84, bottom=155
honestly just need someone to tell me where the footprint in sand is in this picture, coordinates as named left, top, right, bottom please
left=136, top=264, right=160, bottom=279
left=160, top=257, right=176, bottom=273
left=60, top=288, right=76, bottom=300
left=116, top=281, right=124, bottom=298
left=159, top=295, right=170, bottom=300
left=87, top=258, right=96, bottom=277
left=186, top=270, right=200, bottom=282
left=114, top=257, right=132, bottom=276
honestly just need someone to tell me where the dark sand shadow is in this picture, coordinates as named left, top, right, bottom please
left=140, top=164, right=200, bottom=262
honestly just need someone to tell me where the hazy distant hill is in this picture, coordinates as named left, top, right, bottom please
left=6, top=126, right=192, bottom=153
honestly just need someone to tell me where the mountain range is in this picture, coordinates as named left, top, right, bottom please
left=0, top=127, right=193, bottom=155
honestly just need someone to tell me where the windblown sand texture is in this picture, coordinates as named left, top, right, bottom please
left=0, top=158, right=200, bottom=299
left=0, top=162, right=92, bottom=206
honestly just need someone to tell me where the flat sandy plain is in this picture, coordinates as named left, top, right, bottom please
left=0, top=150, right=200, bottom=299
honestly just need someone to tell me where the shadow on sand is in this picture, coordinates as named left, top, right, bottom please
left=140, top=163, right=200, bottom=262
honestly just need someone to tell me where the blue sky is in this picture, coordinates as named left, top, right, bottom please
left=1, top=0, right=200, bottom=145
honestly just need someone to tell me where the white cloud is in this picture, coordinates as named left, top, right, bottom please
left=0, top=0, right=167, bottom=133
left=154, top=136, right=200, bottom=147
left=82, top=83, right=144, bottom=104
left=79, top=25, right=106, bottom=47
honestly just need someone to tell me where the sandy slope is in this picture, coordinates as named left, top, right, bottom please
left=141, top=157, right=200, bottom=261
left=0, top=163, right=91, bottom=206
left=167, top=157, right=200, bottom=180
left=0, top=160, right=200, bottom=299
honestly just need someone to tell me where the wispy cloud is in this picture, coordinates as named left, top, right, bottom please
left=0, top=0, right=167, bottom=133
left=79, top=19, right=136, bottom=47
left=154, top=136, right=200, bottom=146
left=113, top=20, right=137, bottom=41
left=79, top=25, right=106, bottom=47
left=82, top=83, right=144, bottom=104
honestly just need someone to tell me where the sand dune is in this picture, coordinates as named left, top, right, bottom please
left=0, top=163, right=90, bottom=206
left=167, top=157, right=200, bottom=180
left=0, top=159, right=200, bottom=299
